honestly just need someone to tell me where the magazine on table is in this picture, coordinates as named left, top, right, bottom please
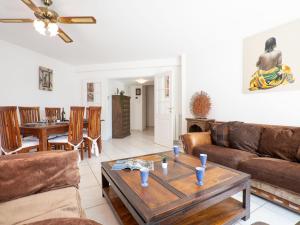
left=111, top=159, right=154, bottom=171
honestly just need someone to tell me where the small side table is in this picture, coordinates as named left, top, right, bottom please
left=186, top=118, right=215, bottom=133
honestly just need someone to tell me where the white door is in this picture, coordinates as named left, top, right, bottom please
left=154, top=71, right=174, bottom=147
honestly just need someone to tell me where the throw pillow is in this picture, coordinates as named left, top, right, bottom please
left=229, top=122, right=262, bottom=154
left=211, top=123, right=229, bottom=147
left=0, top=151, right=80, bottom=203
left=259, top=127, right=300, bottom=162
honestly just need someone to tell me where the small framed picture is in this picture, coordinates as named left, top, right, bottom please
left=39, top=66, right=53, bottom=91
left=87, top=83, right=95, bottom=102
left=136, top=88, right=141, bottom=96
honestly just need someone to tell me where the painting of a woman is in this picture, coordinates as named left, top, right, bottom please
left=249, top=37, right=295, bottom=91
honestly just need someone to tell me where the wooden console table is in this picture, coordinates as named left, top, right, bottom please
left=186, top=118, right=215, bottom=133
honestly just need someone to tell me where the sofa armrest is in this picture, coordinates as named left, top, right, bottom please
left=181, top=132, right=212, bottom=155
left=0, top=151, right=80, bottom=203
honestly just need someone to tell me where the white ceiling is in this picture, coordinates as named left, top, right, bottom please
left=1, top=0, right=300, bottom=65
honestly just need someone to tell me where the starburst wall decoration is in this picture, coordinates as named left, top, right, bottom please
left=190, top=91, right=211, bottom=118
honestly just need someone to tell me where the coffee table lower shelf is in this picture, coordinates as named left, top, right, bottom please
left=103, top=186, right=245, bottom=225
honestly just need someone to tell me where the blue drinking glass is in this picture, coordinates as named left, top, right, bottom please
left=195, top=167, right=205, bottom=186
left=200, top=153, right=207, bottom=168
left=140, top=168, right=149, bottom=187
left=173, top=145, right=180, bottom=157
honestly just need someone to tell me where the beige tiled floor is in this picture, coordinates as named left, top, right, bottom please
left=79, top=129, right=300, bottom=225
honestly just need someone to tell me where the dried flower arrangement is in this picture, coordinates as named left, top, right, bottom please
left=190, top=91, right=211, bottom=118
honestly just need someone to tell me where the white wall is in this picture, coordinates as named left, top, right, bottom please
left=109, top=80, right=127, bottom=96
left=0, top=40, right=81, bottom=118
left=184, top=18, right=300, bottom=127
left=175, top=1, right=300, bottom=128
left=146, top=85, right=154, bottom=127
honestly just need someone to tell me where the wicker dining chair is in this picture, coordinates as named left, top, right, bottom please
left=45, top=107, right=61, bottom=121
left=0, top=106, right=39, bottom=155
left=18, top=107, right=40, bottom=125
left=48, top=107, right=85, bottom=160
left=84, top=107, right=102, bottom=158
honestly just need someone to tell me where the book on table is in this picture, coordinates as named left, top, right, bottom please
left=112, top=159, right=154, bottom=171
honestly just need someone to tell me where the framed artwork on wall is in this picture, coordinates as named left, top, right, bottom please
left=136, top=88, right=141, bottom=96
left=39, top=66, right=53, bottom=91
left=87, top=83, right=95, bottom=102
left=243, top=19, right=300, bottom=93
left=82, top=81, right=102, bottom=106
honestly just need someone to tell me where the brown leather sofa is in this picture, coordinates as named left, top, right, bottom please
left=0, top=151, right=102, bottom=225
left=181, top=121, right=300, bottom=214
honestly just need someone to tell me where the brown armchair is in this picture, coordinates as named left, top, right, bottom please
left=181, top=132, right=212, bottom=155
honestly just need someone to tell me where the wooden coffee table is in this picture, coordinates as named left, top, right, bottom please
left=101, top=151, right=250, bottom=225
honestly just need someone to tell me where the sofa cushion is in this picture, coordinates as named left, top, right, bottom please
left=238, top=157, right=300, bottom=194
left=0, top=151, right=80, bottom=203
left=229, top=122, right=262, bottom=154
left=25, top=218, right=102, bottom=225
left=259, top=127, right=300, bottom=162
left=193, top=144, right=257, bottom=169
left=211, top=123, right=229, bottom=147
left=0, top=187, right=85, bottom=225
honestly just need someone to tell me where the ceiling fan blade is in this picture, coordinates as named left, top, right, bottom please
left=58, top=16, right=96, bottom=24
left=58, top=28, right=73, bottom=43
left=21, top=0, right=42, bottom=13
left=0, top=19, right=33, bottom=23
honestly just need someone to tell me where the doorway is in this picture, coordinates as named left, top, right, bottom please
left=83, top=69, right=178, bottom=147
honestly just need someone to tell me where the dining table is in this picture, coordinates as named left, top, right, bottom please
left=20, top=120, right=103, bottom=151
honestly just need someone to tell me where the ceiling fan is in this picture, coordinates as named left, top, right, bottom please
left=0, top=0, right=96, bottom=43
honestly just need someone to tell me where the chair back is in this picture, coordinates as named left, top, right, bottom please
left=68, top=107, right=85, bottom=146
left=0, top=107, right=22, bottom=153
left=87, top=107, right=101, bottom=139
left=19, top=107, right=40, bottom=125
left=45, top=107, right=61, bottom=121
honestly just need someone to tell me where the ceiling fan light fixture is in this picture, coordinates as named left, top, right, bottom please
left=34, top=19, right=58, bottom=37
left=2, top=0, right=96, bottom=43
left=47, top=22, right=58, bottom=36
left=33, top=19, right=46, bottom=35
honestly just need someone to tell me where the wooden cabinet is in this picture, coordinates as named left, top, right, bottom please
left=186, top=118, right=215, bottom=133
left=112, top=95, right=131, bottom=138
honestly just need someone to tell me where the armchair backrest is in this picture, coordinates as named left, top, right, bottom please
left=87, top=106, right=101, bottom=139
left=18, top=106, right=40, bottom=125
left=0, top=106, right=22, bottom=153
left=45, top=107, right=61, bottom=121
left=68, top=107, right=85, bottom=146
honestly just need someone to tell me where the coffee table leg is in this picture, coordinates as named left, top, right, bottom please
left=102, top=172, right=109, bottom=197
left=242, top=181, right=250, bottom=221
